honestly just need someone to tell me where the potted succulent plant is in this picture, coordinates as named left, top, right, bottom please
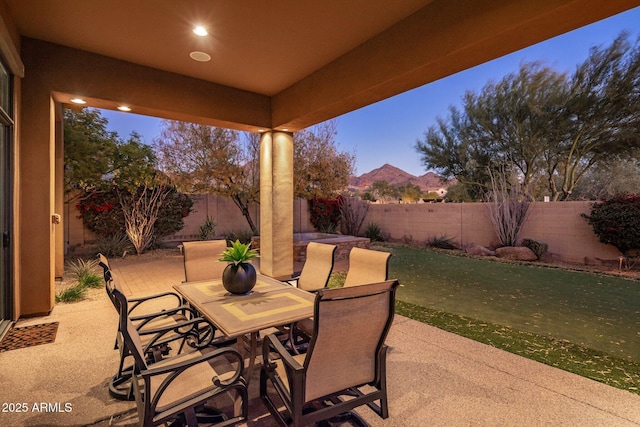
left=219, top=240, right=260, bottom=294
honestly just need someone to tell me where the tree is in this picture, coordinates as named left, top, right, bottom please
left=571, top=158, right=640, bottom=200
left=64, top=108, right=158, bottom=194
left=294, top=120, right=355, bottom=199
left=416, top=32, right=640, bottom=201
left=66, top=108, right=193, bottom=252
left=369, top=180, right=399, bottom=203
left=550, top=32, right=640, bottom=200
left=154, top=121, right=260, bottom=234
left=64, top=108, right=118, bottom=195
left=398, top=182, right=423, bottom=203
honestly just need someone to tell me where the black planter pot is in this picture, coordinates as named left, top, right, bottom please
left=222, top=263, right=257, bottom=294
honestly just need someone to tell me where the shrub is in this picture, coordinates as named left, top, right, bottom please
left=198, top=216, right=217, bottom=240
left=340, top=197, right=369, bottom=236
left=521, top=238, right=548, bottom=259
left=309, top=196, right=343, bottom=233
left=55, top=284, right=87, bottom=303
left=427, top=235, right=458, bottom=250
left=94, top=233, right=133, bottom=257
left=77, top=186, right=193, bottom=242
left=582, top=194, right=640, bottom=256
left=223, top=229, right=253, bottom=245
left=365, top=223, right=384, bottom=242
left=66, top=258, right=102, bottom=289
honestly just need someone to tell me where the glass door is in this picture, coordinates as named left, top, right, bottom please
left=0, top=58, right=13, bottom=336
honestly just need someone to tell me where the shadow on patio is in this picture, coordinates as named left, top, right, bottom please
left=2, top=250, right=640, bottom=426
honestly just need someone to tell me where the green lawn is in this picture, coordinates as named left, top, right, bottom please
left=350, top=243, right=640, bottom=393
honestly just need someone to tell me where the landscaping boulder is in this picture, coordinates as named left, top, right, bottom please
left=495, top=246, right=537, bottom=261
left=465, top=243, right=496, bottom=257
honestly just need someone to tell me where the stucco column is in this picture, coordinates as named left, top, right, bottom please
left=259, top=131, right=293, bottom=278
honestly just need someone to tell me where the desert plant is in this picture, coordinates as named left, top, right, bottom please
left=67, top=258, right=99, bottom=280
left=118, top=185, right=171, bottom=255
left=55, top=284, right=87, bottom=303
left=94, top=233, right=133, bottom=257
left=521, top=238, right=548, bottom=259
left=582, top=194, right=640, bottom=257
left=365, top=223, right=384, bottom=242
left=66, top=258, right=103, bottom=289
left=218, top=240, right=259, bottom=265
left=223, top=229, right=254, bottom=245
left=198, top=216, right=217, bottom=240
left=340, top=197, right=369, bottom=236
left=427, top=235, right=458, bottom=250
left=485, top=166, right=531, bottom=247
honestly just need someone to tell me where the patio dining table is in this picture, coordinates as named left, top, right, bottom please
left=173, top=274, right=315, bottom=383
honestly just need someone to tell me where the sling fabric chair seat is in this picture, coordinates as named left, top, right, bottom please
left=295, top=246, right=392, bottom=339
left=285, top=242, right=337, bottom=292
left=182, top=240, right=229, bottom=283
left=261, top=280, right=400, bottom=427
left=113, top=287, right=248, bottom=427
left=284, top=242, right=336, bottom=351
left=343, top=247, right=392, bottom=287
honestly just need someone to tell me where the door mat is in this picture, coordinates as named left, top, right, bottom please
left=0, top=322, right=59, bottom=352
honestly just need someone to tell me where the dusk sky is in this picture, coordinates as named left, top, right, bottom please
left=101, top=6, right=640, bottom=177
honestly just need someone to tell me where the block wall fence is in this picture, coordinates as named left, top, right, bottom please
left=65, top=197, right=620, bottom=263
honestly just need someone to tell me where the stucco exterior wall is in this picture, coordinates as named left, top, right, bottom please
left=364, top=201, right=620, bottom=263
left=66, top=196, right=314, bottom=248
left=68, top=198, right=620, bottom=264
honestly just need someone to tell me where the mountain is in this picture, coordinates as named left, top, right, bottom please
left=349, top=163, right=449, bottom=192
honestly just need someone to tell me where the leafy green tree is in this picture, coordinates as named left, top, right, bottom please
left=571, top=158, right=640, bottom=200
left=369, top=180, right=399, bottom=203
left=154, top=121, right=260, bottom=234
left=65, top=108, right=193, bottom=252
left=416, top=32, right=640, bottom=201
left=64, top=108, right=159, bottom=194
left=64, top=108, right=118, bottom=195
left=398, top=182, right=423, bottom=203
left=582, top=194, right=640, bottom=256
left=294, top=120, right=355, bottom=199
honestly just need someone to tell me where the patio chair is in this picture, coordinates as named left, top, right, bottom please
left=291, top=247, right=393, bottom=347
left=260, top=280, right=400, bottom=427
left=282, top=242, right=336, bottom=352
left=113, top=287, right=248, bottom=427
left=182, top=240, right=229, bottom=282
left=343, top=247, right=392, bottom=287
left=98, top=254, right=215, bottom=400
left=286, top=242, right=337, bottom=291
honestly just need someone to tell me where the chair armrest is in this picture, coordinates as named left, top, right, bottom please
left=263, top=334, right=302, bottom=368
left=141, top=346, right=244, bottom=387
left=138, top=317, right=214, bottom=350
left=127, top=291, right=184, bottom=315
left=130, top=305, right=197, bottom=325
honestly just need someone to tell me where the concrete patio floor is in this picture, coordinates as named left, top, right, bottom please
left=2, top=250, right=640, bottom=426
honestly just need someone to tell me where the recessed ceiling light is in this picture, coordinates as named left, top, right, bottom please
left=190, top=51, right=211, bottom=62
left=70, top=98, right=86, bottom=104
left=117, top=106, right=132, bottom=112
left=193, top=26, right=208, bottom=37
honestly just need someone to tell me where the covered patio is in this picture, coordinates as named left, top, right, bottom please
left=3, top=0, right=640, bottom=320
left=2, top=1, right=640, bottom=425
left=2, top=252, right=640, bottom=426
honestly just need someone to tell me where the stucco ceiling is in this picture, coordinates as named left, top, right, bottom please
left=5, top=0, right=640, bottom=130
left=5, top=0, right=431, bottom=96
